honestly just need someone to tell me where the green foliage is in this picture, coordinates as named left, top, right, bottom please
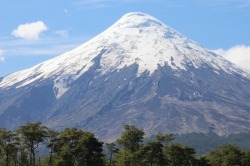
left=117, top=124, right=145, bottom=152
left=173, top=132, right=250, bottom=155
left=0, top=122, right=250, bottom=166
left=54, top=128, right=104, bottom=166
left=17, top=122, right=48, bottom=166
left=156, top=133, right=174, bottom=146
left=46, top=129, right=59, bottom=166
left=165, top=143, right=197, bottom=166
left=115, top=124, right=145, bottom=166
left=114, top=149, right=137, bottom=166
left=0, top=128, right=19, bottom=166
left=138, top=141, right=167, bottom=166
left=205, top=144, right=250, bottom=166
left=106, top=142, right=119, bottom=166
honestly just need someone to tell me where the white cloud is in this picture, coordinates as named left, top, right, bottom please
left=9, top=44, right=79, bottom=56
left=0, top=49, right=5, bottom=62
left=0, top=36, right=86, bottom=57
left=11, top=21, right=48, bottom=40
left=55, top=30, right=69, bottom=38
left=213, top=45, right=250, bottom=73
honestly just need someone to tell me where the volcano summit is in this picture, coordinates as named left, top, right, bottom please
left=0, top=12, right=250, bottom=141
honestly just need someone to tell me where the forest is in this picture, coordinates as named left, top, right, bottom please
left=0, top=122, right=250, bottom=166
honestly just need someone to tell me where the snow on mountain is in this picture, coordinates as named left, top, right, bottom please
left=0, top=12, right=247, bottom=98
left=0, top=12, right=250, bottom=140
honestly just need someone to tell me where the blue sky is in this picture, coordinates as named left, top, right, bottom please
left=1, top=0, right=250, bottom=76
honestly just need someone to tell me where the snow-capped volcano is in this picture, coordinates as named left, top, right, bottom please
left=0, top=12, right=250, bottom=141
left=0, top=12, right=246, bottom=97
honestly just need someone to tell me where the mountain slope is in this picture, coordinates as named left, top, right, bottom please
left=0, top=12, right=250, bottom=141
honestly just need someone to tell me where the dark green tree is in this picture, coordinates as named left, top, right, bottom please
left=55, top=128, right=84, bottom=166
left=77, top=131, right=104, bottom=166
left=138, top=141, right=167, bottom=166
left=242, top=151, right=250, bottom=166
left=117, top=124, right=144, bottom=152
left=46, top=129, right=59, bottom=166
left=55, top=128, right=104, bottom=166
left=17, top=122, right=48, bottom=166
left=156, top=133, right=174, bottom=147
left=115, top=124, right=145, bottom=166
left=166, top=143, right=197, bottom=166
left=114, top=149, right=134, bottom=166
left=106, top=142, right=119, bottom=166
left=0, top=128, right=19, bottom=166
left=205, top=144, right=248, bottom=166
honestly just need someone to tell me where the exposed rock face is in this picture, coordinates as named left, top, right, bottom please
left=0, top=12, right=250, bottom=141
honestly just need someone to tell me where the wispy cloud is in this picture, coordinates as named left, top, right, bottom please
left=160, top=0, right=250, bottom=8
left=0, top=49, right=5, bottom=62
left=1, top=36, right=85, bottom=57
left=72, top=0, right=162, bottom=9
left=0, top=29, right=87, bottom=76
left=196, top=0, right=250, bottom=8
left=73, top=0, right=250, bottom=9
left=6, top=43, right=80, bottom=56
left=63, top=9, right=71, bottom=17
left=11, top=21, right=48, bottom=40
left=54, top=30, right=69, bottom=38
left=73, top=0, right=116, bottom=9
left=213, top=45, right=250, bottom=73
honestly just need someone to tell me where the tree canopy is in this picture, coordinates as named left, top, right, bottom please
left=0, top=123, right=249, bottom=166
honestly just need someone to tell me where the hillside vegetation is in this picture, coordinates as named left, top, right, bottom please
left=173, top=132, right=250, bottom=155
